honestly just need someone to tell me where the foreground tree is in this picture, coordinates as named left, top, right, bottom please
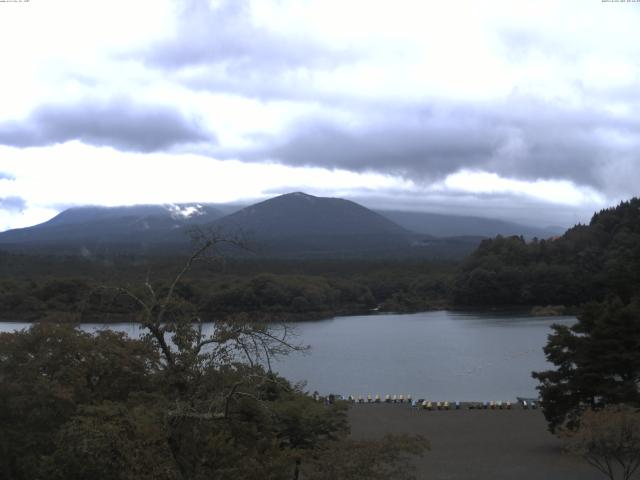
left=0, top=323, right=160, bottom=479
left=1, top=235, right=428, bottom=479
left=533, top=297, right=640, bottom=432
left=562, top=405, right=640, bottom=480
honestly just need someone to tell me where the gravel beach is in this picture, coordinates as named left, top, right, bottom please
left=348, top=404, right=603, bottom=480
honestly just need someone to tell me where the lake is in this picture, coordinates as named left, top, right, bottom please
left=0, top=311, right=574, bottom=401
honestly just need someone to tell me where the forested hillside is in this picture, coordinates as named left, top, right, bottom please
left=0, top=255, right=454, bottom=322
left=453, top=198, right=640, bottom=307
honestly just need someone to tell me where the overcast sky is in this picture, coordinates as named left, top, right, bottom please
left=0, top=0, right=639, bottom=231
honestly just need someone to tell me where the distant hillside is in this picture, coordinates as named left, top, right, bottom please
left=0, top=204, right=224, bottom=253
left=453, top=198, right=640, bottom=307
left=215, top=191, right=406, bottom=239
left=377, top=210, right=563, bottom=239
left=0, top=193, right=483, bottom=259
left=212, top=192, right=482, bottom=258
left=212, top=192, right=412, bottom=256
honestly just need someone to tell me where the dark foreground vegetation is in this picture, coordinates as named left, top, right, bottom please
left=0, top=243, right=428, bottom=480
left=525, top=200, right=640, bottom=479
left=0, top=323, right=427, bottom=479
left=533, top=298, right=640, bottom=433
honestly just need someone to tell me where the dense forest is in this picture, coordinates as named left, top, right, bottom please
left=453, top=198, right=640, bottom=308
left=0, top=254, right=454, bottom=322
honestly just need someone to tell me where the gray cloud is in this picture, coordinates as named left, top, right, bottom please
left=496, top=27, right=581, bottom=64
left=136, top=0, right=640, bottom=199
left=0, top=196, right=26, bottom=212
left=222, top=97, right=640, bottom=195
left=349, top=191, right=593, bottom=229
left=142, top=0, right=355, bottom=97
left=180, top=69, right=323, bottom=103
left=233, top=114, right=497, bottom=178
left=145, top=0, right=353, bottom=71
left=0, top=99, right=214, bottom=152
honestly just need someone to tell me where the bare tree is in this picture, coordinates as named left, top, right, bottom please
left=110, top=230, right=306, bottom=412
left=562, top=405, right=640, bottom=480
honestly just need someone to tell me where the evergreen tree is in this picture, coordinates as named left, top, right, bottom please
left=533, top=298, right=640, bottom=432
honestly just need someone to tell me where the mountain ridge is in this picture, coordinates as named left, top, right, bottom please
left=377, top=209, right=564, bottom=239
left=0, top=204, right=225, bottom=252
left=0, top=192, right=556, bottom=258
left=214, top=192, right=410, bottom=238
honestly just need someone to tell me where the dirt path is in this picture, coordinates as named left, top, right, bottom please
left=348, top=404, right=604, bottom=480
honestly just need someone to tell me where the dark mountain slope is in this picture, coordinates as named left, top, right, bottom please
left=0, top=193, right=483, bottom=259
left=212, top=192, right=419, bottom=256
left=216, top=192, right=408, bottom=238
left=0, top=204, right=224, bottom=253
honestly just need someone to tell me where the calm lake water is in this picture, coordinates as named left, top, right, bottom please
left=0, top=311, right=574, bottom=401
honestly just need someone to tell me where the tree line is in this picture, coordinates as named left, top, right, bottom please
left=453, top=198, right=640, bottom=308
left=0, top=257, right=454, bottom=322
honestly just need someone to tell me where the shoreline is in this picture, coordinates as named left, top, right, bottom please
left=0, top=304, right=576, bottom=324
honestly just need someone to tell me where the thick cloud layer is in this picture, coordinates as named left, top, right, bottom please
left=1, top=0, right=638, bottom=230
left=225, top=97, right=640, bottom=196
left=135, top=1, right=640, bottom=200
left=144, top=0, right=353, bottom=74
left=0, top=99, right=214, bottom=152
